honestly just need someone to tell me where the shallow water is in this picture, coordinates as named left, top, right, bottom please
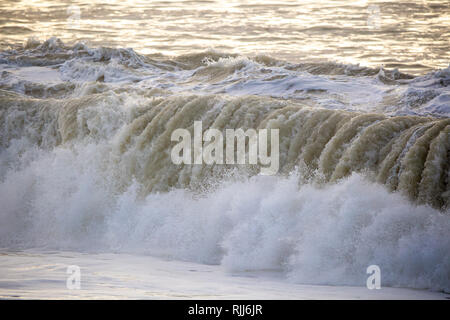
left=0, top=249, right=447, bottom=299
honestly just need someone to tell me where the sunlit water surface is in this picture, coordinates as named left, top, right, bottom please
left=0, top=0, right=449, bottom=74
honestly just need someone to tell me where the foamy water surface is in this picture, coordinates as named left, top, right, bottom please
left=0, top=1, right=449, bottom=298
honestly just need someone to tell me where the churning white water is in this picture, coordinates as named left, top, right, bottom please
left=0, top=0, right=449, bottom=297
left=0, top=39, right=449, bottom=295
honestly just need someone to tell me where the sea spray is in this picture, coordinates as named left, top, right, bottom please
left=0, top=40, right=449, bottom=292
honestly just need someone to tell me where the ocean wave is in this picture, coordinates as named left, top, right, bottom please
left=1, top=38, right=449, bottom=117
left=0, top=38, right=449, bottom=291
left=0, top=153, right=449, bottom=291
left=1, top=89, right=448, bottom=208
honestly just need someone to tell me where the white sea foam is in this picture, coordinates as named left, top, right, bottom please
left=0, top=40, right=449, bottom=293
left=1, top=39, right=449, bottom=116
left=0, top=137, right=449, bottom=291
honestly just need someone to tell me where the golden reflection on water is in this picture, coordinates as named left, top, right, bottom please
left=0, top=0, right=449, bottom=74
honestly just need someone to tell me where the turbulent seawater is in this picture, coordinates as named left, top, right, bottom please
left=0, top=38, right=449, bottom=292
left=0, top=1, right=449, bottom=294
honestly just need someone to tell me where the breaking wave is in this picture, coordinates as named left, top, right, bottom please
left=0, top=39, right=449, bottom=291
